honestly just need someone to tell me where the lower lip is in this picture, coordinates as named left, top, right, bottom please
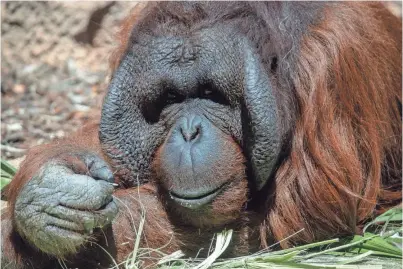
left=169, top=190, right=220, bottom=209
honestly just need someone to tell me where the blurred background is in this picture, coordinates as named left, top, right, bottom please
left=1, top=1, right=136, bottom=165
left=1, top=1, right=401, bottom=166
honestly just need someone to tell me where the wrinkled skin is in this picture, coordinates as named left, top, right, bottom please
left=4, top=20, right=283, bottom=268
left=14, top=153, right=118, bottom=257
left=100, top=26, right=281, bottom=194
left=2, top=3, right=317, bottom=267
left=2, top=2, right=401, bottom=269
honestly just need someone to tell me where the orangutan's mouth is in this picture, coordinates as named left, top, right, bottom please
left=169, top=185, right=224, bottom=209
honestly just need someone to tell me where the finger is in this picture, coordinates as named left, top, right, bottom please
left=45, top=206, right=97, bottom=233
left=82, top=153, right=114, bottom=183
left=55, top=174, right=115, bottom=210
left=45, top=215, right=85, bottom=232
left=45, top=200, right=118, bottom=232
left=40, top=225, right=87, bottom=256
left=16, top=211, right=87, bottom=256
left=92, top=199, right=119, bottom=228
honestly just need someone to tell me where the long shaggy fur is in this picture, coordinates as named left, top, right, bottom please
left=2, top=2, right=401, bottom=268
left=109, top=2, right=402, bottom=248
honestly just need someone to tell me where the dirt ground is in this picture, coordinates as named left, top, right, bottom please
left=1, top=2, right=402, bottom=168
left=1, top=2, right=135, bottom=166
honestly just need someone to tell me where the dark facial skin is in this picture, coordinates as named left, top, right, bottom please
left=6, top=3, right=328, bottom=262
left=99, top=2, right=327, bottom=216
left=100, top=24, right=281, bottom=214
left=98, top=2, right=327, bottom=220
left=158, top=105, right=240, bottom=203
left=5, top=3, right=401, bottom=268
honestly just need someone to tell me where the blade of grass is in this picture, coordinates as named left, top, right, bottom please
left=348, top=233, right=402, bottom=256
left=194, top=229, right=233, bottom=269
left=272, top=238, right=340, bottom=255
left=301, top=235, right=378, bottom=259
left=157, top=250, right=185, bottom=266
left=212, top=250, right=300, bottom=268
left=1, top=177, right=12, bottom=190
left=1, top=159, right=17, bottom=176
left=364, top=207, right=402, bottom=232
left=336, top=251, right=373, bottom=265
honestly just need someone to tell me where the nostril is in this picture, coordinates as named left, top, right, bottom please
left=181, top=125, right=201, bottom=142
left=191, top=126, right=200, bottom=140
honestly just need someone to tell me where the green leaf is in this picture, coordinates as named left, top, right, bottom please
left=374, top=208, right=402, bottom=223
left=1, top=171, right=13, bottom=179
left=336, top=251, right=373, bottom=265
left=0, top=159, right=16, bottom=191
left=386, top=237, right=402, bottom=245
left=348, top=248, right=401, bottom=259
left=273, top=238, right=340, bottom=255
left=364, top=207, right=403, bottom=232
left=1, top=159, right=17, bottom=176
left=345, top=233, right=402, bottom=258
left=1, top=177, right=12, bottom=190
left=257, top=251, right=300, bottom=262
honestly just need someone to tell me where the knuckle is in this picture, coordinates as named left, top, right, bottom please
left=37, top=226, right=86, bottom=256
left=15, top=206, right=88, bottom=256
left=13, top=159, right=116, bottom=256
left=95, top=208, right=118, bottom=227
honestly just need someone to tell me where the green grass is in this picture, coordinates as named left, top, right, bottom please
left=153, top=225, right=402, bottom=269
left=1, top=159, right=16, bottom=190
left=114, top=184, right=402, bottom=269
left=1, top=159, right=402, bottom=268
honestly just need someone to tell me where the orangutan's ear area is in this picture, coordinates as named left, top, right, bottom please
left=1, top=2, right=401, bottom=268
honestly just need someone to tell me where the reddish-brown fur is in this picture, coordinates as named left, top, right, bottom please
left=263, top=2, right=402, bottom=247
left=2, top=2, right=401, bottom=268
